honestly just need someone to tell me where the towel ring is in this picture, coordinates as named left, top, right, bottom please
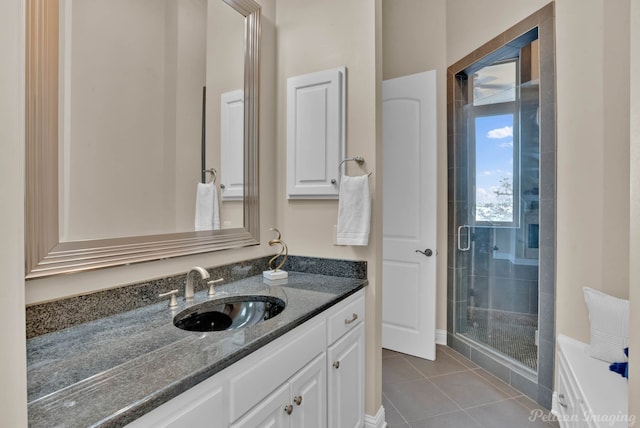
left=203, top=168, right=217, bottom=184
left=336, top=156, right=372, bottom=182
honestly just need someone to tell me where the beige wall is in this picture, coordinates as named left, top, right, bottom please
left=629, top=0, right=639, bottom=419
left=555, top=0, right=630, bottom=343
left=275, top=0, right=383, bottom=416
left=0, top=0, right=27, bottom=425
left=206, top=0, right=245, bottom=229
left=445, top=0, right=549, bottom=65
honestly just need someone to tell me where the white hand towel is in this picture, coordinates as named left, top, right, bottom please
left=336, top=175, right=371, bottom=246
left=195, top=181, right=220, bottom=231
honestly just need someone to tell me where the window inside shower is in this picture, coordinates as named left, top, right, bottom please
left=453, top=37, right=540, bottom=372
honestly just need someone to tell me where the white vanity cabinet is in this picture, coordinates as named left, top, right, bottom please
left=327, top=294, right=365, bottom=428
left=126, top=289, right=365, bottom=428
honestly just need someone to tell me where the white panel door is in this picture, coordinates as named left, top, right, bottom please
left=286, top=67, right=345, bottom=198
left=382, top=70, right=438, bottom=360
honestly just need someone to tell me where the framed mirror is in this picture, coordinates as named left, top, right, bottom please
left=25, top=0, right=261, bottom=279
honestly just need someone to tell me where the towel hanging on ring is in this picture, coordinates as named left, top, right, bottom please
left=336, top=174, right=370, bottom=246
left=195, top=180, right=220, bottom=231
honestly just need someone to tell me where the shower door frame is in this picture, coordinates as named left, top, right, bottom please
left=446, top=3, right=557, bottom=409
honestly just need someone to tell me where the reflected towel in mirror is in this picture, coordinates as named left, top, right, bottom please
left=336, top=175, right=370, bottom=246
left=195, top=181, right=220, bottom=231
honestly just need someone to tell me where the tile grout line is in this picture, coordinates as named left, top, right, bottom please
left=406, top=353, right=525, bottom=410
left=386, top=354, right=466, bottom=425
left=381, top=391, right=411, bottom=427
left=384, top=346, right=555, bottom=428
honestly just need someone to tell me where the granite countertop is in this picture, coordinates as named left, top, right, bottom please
left=27, top=272, right=367, bottom=428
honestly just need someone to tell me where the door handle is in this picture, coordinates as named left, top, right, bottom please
left=457, top=225, right=471, bottom=251
left=415, top=249, right=433, bottom=257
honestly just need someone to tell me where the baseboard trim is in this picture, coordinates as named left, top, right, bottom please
left=364, top=405, right=387, bottom=428
left=436, top=329, right=447, bottom=345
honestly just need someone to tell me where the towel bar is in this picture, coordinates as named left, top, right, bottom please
left=203, top=168, right=217, bottom=184
left=337, top=156, right=372, bottom=181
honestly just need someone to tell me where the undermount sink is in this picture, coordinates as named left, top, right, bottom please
left=173, top=295, right=286, bottom=332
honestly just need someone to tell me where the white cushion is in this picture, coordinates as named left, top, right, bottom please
left=583, top=287, right=629, bottom=363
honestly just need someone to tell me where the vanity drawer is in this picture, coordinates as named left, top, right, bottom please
left=327, top=291, right=365, bottom=344
left=228, top=318, right=326, bottom=422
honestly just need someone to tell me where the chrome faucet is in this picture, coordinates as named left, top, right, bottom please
left=184, top=266, right=210, bottom=300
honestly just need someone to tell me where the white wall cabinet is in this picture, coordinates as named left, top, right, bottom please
left=286, top=67, right=346, bottom=199
left=220, top=89, right=244, bottom=201
left=127, top=290, right=365, bottom=428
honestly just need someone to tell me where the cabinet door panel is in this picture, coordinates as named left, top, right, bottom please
left=290, top=353, right=327, bottom=428
left=286, top=67, right=345, bottom=199
left=231, top=383, right=290, bottom=428
left=328, top=324, right=364, bottom=428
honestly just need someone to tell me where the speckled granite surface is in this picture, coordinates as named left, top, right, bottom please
left=26, top=256, right=367, bottom=338
left=27, top=271, right=367, bottom=428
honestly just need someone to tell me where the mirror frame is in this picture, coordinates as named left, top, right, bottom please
left=25, top=0, right=261, bottom=279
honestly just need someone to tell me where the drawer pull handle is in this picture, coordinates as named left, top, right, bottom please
left=344, top=313, right=358, bottom=324
left=284, top=404, right=293, bottom=415
left=294, top=395, right=302, bottom=406
left=333, top=361, right=340, bottom=369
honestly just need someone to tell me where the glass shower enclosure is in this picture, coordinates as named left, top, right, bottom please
left=452, top=38, right=541, bottom=371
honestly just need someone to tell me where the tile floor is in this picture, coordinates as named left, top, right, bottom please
left=382, top=346, right=559, bottom=428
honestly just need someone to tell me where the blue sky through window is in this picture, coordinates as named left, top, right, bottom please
left=475, top=114, right=514, bottom=222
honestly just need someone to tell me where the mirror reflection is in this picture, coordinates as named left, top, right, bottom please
left=25, top=0, right=261, bottom=278
left=59, top=0, right=244, bottom=241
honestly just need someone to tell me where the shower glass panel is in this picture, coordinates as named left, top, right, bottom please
left=454, top=41, right=540, bottom=371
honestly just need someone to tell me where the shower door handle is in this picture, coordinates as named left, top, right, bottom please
left=457, top=225, right=471, bottom=251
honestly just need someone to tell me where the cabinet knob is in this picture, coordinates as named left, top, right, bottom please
left=333, top=361, right=340, bottom=369
left=293, top=395, right=302, bottom=406
left=284, top=404, right=293, bottom=415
